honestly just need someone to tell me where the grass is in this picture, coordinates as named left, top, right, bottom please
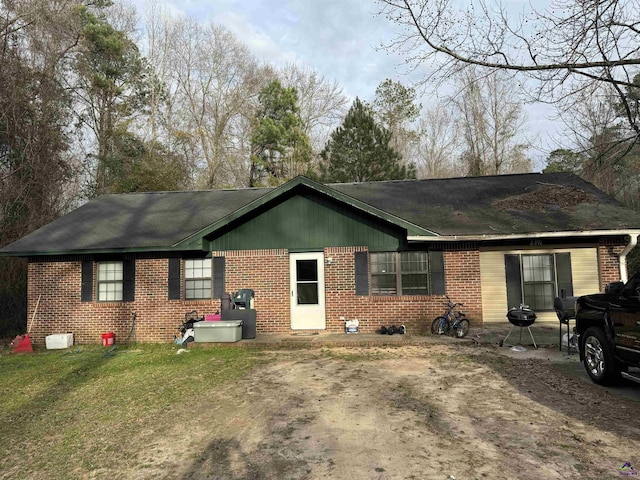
left=0, top=343, right=263, bottom=480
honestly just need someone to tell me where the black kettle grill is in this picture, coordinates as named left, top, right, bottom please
left=500, top=306, right=538, bottom=348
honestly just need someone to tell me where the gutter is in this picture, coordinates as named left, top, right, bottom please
left=619, top=234, right=639, bottom=283
left=407, top=229, right=640, bottom=243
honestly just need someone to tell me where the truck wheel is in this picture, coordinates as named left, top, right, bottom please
left=582, top=327, right=620, bottom=385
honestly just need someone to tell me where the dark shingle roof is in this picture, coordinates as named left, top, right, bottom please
left=2, top=172, right=638, bottom=255
left=1, top=187, right=268, bottom=254
left=333, top=172, right=639, bottom=235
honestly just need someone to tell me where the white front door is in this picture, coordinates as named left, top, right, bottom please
left=290, top=252, right=326, bottom=330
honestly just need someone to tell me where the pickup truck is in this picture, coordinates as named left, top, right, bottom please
left=574, top=273, right=640, bottom=385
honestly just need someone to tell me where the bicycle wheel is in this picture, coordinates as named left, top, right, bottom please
left=453, top=319, right=470, bottom=338
left=431, top=316, right=450, bottom=335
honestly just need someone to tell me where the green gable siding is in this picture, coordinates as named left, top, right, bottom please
left=210, top=193, right=404, bottom=251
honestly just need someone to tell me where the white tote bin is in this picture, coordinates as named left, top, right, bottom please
left=46, top=333, right=74, bottom=349
left=193, top=320, right=243, bottom=343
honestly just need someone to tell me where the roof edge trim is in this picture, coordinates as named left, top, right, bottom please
left=0, top=245, right=206, bottom=257
left=407, top=229, right=640, bottom=242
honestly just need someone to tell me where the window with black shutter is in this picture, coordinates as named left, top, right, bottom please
left=365, top=250, right=443, bottom=296
left=505, top=252, right=573, bottom=310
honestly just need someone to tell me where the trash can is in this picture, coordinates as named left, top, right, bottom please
left=222, top=309, right=256, bottom=339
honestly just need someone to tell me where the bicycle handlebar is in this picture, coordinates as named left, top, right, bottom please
left=445, top=295, right=463, bottom=308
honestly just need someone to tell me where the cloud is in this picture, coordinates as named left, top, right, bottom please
left=212, top=10, right=300, bottom=66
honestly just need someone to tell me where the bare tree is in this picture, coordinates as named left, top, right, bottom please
left=449, top=68, right=531, bottom=176
left=556, top=84, right=640, bottom=206
left=415, top=104, right=460, bottom=178
left=144, top=12, right=268, bottom=188
left=279, top=63, right=348, bottom=154
left=379, top=0, right=640, bottom=143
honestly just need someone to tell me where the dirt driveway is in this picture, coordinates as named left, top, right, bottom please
left=124, top=343, right=640, bottom=480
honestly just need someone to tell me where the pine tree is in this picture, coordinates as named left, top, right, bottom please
left=250, top=80, right=312, bottom=186
left=318, top=98, right=415, bottom=183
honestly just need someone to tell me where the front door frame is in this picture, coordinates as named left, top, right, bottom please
left=290, top=252, right=326, bottom=330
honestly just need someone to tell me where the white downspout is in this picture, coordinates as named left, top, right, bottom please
left=619, top=234, right=638, bottom=283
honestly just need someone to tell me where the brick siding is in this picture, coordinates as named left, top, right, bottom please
left=597, top=237, right=627, bottom=289
left=27, top=258, right=221, bottom=345
left=27, top=238, right=623, bottom=344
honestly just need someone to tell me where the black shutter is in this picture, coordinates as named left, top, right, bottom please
left=168, top=258, right=181, bottom=300
left=505, top=254, right=523, bottom=309
left=213, top=256, right=225, bottom=298
left=123, top=259, right=135, bottom=302
left=354, top=251, right=369, bottom=296
left=555, top=252, right=573, bottom=297
left=428, top=251, right=445, bottom=295
left=81, top=260, right=93, bottom=302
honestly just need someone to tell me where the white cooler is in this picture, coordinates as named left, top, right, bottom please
left=46, top=333, right=74, bottom=349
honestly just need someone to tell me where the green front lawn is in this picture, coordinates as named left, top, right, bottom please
left=0, top=344, right=261, bottom=479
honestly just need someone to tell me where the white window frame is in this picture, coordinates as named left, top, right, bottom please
left=370, top=252, right=429, bottom=296
left=184, top=258, right=212, bottom=300
left=97, top=261, right=123, bottom=302
left=521, top=253, right=556, bottom=311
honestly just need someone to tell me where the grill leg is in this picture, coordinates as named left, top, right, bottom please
left=527, top=326, right=537, bottom=349
left=502, top=324, right=516, bottom=345
left=559, top=322, right=563, bottom=351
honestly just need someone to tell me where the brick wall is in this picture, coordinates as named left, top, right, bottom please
left=597, top=237, right=627, bottom=289
left=27, top=258, right=221, bottom=345
left=27, top=244, right=484, bottom=344
left=216, top=249, right=290, bottom=333
left=213, top=245, right=483, bottom=336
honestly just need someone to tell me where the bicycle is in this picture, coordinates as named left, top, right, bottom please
left=431, top=296, right=470, bottom=338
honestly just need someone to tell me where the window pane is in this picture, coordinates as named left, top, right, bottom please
left=523, top=283, right=555, bottom=310
left=401, top=273, right=428, bottom=295
left=401, top=252, right=427, bottom=272
left=296, top=260, right=317, bottom=282
left=371, top=253, right=396, bottom=274
left=185, top=259, right=211, bottom=279
left=98, top=262, right=122, bottom=281
left=98, top=282, right=123, bottom=302
left=185, top=279, right=212, bottom=300
left=372, top=274, right=397, bottom=295
left=523, top=255, right=553, bottom=282
left=297, top=283, right=318, bottom=304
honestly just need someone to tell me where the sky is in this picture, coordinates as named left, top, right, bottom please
left=130, top=0, right=563, bottom=169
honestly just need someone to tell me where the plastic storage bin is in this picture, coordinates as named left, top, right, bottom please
left=193, top=320, right=243, bottom=343
left=46, top=333, right=74, bottom=349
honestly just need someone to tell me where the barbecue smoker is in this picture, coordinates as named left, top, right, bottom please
left=500, top=305, right=538, bottom=349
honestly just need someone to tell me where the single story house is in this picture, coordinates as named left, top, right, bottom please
left=2, top=172, right=640, bottom=344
